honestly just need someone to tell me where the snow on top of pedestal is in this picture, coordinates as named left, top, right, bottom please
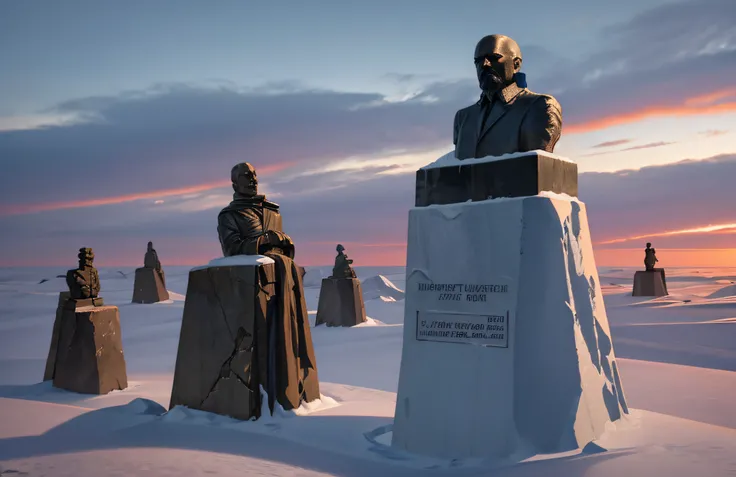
left=419, top=191, right=580, bottom=212
left=420, top=149, right=575, bottom=170
left=539, top=191, right=578, bottom=202
left=191, top=255, right=275, bottom=271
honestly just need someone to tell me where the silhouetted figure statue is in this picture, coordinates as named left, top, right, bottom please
left=133, top=241, right=169, bottom=304
left=644, top=242, right=658, bottom=271
left=144, top=241, right=166, bottom=287
left=330, top=244, right=357, bottom=279
left=217, top=162, right=294, bottom=258
left=317, top=244, right=366, bottom=327
left=66, top=247, right=101, bottom=301
left=633, top=242, right=667, bottom=296
left=453, top=34, right=563, bottom=159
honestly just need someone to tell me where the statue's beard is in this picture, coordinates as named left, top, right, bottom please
left=235, top=180, right=258, bottom=197
left=478, top=68, right=504, bottom=93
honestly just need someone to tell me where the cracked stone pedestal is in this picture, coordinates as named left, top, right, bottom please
left=632, top=269, right=668, bottom=297
left=169, top=255, right=320, bottom=421
left=132, top=267, right=169, bottom=303
left=391, top=152, right=628, bottom=461
left=315, top=278, right=367, bottom=327
left=48, top=296, right=128, bottom=394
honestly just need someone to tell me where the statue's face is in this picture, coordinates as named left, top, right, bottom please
left=79, top=248, right=94, bottom=266
left=147, top=242, right=153, bottom=251
left=474, top=35, right=522, bottom=93
left=646, top=243, right=652, bottom=248
left=232, top=163, right=258, bottom=197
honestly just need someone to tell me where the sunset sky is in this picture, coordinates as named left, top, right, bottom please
left=1, top=0, right=735, bottom=267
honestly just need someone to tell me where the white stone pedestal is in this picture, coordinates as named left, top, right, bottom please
left=391, top=194, right=629, bottom=460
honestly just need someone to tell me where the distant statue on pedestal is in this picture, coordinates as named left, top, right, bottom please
left=46, top=247, right=127, bottom=394
left=453, top=34, right=563, bottom=159
left=66, top=247, right=101, bottom=303
left=633, top=242, right=667, bottom=297
left=132, top=241, right=169, bottom=304
left=644, top=242, right=658, bottom=271
left=330, top=244, right=357, bottom=279
left=317, top=244, right=366, bottom=327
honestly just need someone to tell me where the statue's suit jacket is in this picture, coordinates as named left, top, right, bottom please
left=453, top=82, right=562, bottom=159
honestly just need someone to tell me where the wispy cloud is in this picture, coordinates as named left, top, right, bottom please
left=597, top=222, right=736, bottom=245
left=0, top=161, right=294, bottom=217
left=565, top=87, right=736, bottom=134
left=592, top=139, right=632, bottom=148
left=582, top=140, right=675, bottom=157
left=620, top=141, right=676, bottom=152
left=700, top=129, right=729, bottom=137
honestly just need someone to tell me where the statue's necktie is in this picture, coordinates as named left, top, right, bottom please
left=480, top=96, right=495, bottom=132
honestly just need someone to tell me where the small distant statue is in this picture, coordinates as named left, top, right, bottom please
left=644, top=242, right=658, bottom=271
left=143, top=241, right=166, bottom=286
left=66, top=247, right=100, bottom=299
left=330, top=244, right=357, bottom=279
left=217, top=162, right=295, bottom=258
left=453, top=34, right=563, bottom=159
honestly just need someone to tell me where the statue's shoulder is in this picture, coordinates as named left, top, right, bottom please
left=217, top=206, right=234, bottom=218
left=262, top=199, right=280, bottom=212
left=520, top=89, right=561, bottom=110
left=455, top=102, right=480, bottom=120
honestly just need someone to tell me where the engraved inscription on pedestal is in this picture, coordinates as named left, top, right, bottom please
left=416, top=311, right=509, bottom=348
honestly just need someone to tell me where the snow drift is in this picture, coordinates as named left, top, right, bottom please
left=707, top=283, right=736, bottom=298
left=361, top=275, right=405, bottom=301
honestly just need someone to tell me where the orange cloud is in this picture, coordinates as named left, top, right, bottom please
left=565, top=87, right=736, bottom=134
left=0, top=161, right=294, bottom=217
left=597, top=222, right=736, bottom=245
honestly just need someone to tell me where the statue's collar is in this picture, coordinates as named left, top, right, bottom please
left=499, top=81, right=524, bottom=103
left=482, top=81, right=524, bottom=106
left=220, top=193, right=279, bottom=214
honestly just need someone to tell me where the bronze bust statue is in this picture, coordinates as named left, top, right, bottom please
left=66, top=247, right=101, bottom=300
left=217, top=162, right=295, bottom=258
left=453, top=34, right=563, bottom=159
left=330, top=244, right=357, bottom=279
left=644, top=242, right=658, bottom=271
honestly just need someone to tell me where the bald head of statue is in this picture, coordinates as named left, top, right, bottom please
left=474, top=34, right=523, bottom=95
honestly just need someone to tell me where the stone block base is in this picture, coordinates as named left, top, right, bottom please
left=315, top=278, right=367, bottom=327
left=632, top=269, right=668, bottom=296
left=392, top=195, right=628, bottom=460
left=43, top=291, right=71, bottom=381
left=170, top=256, right=320, bottom=421
left=51, top=301, right=128, bottom=394
left=415, top=151, right=578, bottom=207
left=132, top=267, right=169, bottom=303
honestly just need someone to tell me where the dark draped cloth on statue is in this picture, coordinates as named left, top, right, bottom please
left=256, top=252, right=320, bottom=413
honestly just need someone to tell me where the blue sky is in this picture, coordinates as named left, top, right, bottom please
left=1, top=0, right=735, bottom=266
left=0, top=0, right=678, bottom=114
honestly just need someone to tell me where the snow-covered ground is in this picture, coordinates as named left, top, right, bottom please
left=0, top=265, right=735, bottom=476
